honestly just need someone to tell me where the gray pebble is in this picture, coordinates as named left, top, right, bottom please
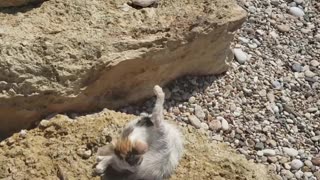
left=283, top=147, right=298, bottom=157
left=305, top=70, right=316, bottom=78
left=194, top=105, right=206, bottom=120
left=292, top=63, right=303, bottom=72
left=262, top=149, right=276, bottom=156
left=255, top=142, right=265, bottom=150
left=304, top=160, right=313, bottom=168
left=291, top=159, right=304, bottom=170
left=295, top=170, right=304, bottom=179
left=289, top=7, right=305, bottom=17
left=310, top=60, right=320, bottom=67
left=189, top=115, right=202, bottom=129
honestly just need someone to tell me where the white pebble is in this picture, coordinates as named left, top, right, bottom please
left=283, top=147, right=298, bottom=157
left=219, top=117, right=229, bottom=131
left=233, top=48, right=248, bottom=64
left=291, top=159, right=304, bottom=170
left=289, top=7, right=305, bottom=17
left=262, top=149, right=276, bottom=156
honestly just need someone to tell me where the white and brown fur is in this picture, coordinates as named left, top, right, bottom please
left=95, top=85, right=184, bottom=180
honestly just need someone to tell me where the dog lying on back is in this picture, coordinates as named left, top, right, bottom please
left=95, top=85, right=184, bottom=180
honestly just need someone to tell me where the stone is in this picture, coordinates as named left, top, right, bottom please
left=304, top=160, right=313, bottom=168
left=219, top=117, right=229, bottom=131
left=310, top=60, right=320, bottom=67
left=311, top=156, right=320, bottom=166
left=209, top=120, right=222, bottom=131
left=283, top=147, right=298, bottom=157
left=39, top=120, right=51, bottom=128
left=200, top=122, right=209, bottom=130
left=0, top=0, right=45, bottom=7
left=289, top=7, right=305, bottom=17
left=305, top=70, right=316, bottom=78
left=233, top=48, right=248, bottom=64
left=282, top=170, right=294, bottom=179
left=276, top=24, right=290, bottom=32
left=267, top=156, right=278, bottom=163
left=311, top=136, right=320, bottom=142
left=295, top=170, right=304, bottom=179
left=194, top=105, right=206, bottom=120
left=255, top=142, right=265, bottom=150
left=188, top=115, right=202, bottom=129
left=294, top=0, right=304, bottom=4
left=0, top=0, right=247, bottom=138
left=188, top=97, right=196, bottom=104
left=131, top=0, right=157, bottom=7
left=291, top=159, right=304, bottom=170
left=292, top=63, right=303, bottom=72
left=19, top=130, right=27, bottom=138
left=262, top=149, right=276, bottom=156
left=257, top=151, right=264, bottom=156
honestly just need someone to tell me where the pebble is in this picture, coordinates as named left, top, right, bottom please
left=262, top=149, right=276, bottom=156
left=257, top=151, right=264, bottom=156
left=307, top=107, right=318, bottom=113
left=188, top=96, right=196, bottom=104
left=282, top=170, right=294, bottom=179
left=304, top=160, right=313, bottom=168
left=276, top=24, right=290, bottom=32
left=233, top=48, right=248, bottom=64
left=310, top=60, right=319, bottom=67
left=295, top=170, right=304, bottom=179
left=39, top=120, right=51, bottom=128
left=311, top=156, right=320, bottom=166
left=289, top=7, right=305, bottom=17
left=19, top=129, right=27, bottom=138
left=311, top=136, right=320, bottom=142
left=255, top=142, right=265, bottom=150
left=194, top=105, right=206, bottom=120
left=200, top=122, right=209, bottom=130
left=292, top=63, right=303, bottom=72
left=209, top=120, right=222, bottom=131
left=291, top=159, right=304, bottom=170
left=83, top=150, right=92, bottom=159
left=188, top=115, right=202, bottom=129
left=283, top=147, right=298, bottom=157
left=131, top=0, right=157, bottom=7
left=219, top=117, right=229, bottom=131
left=294, top=0, right=304, bottom=4
left=304, top=172, right=313, bottom=178
left=305, top=70, right=316, bottom=78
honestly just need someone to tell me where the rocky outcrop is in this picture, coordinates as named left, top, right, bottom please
left=0, top=110, right=275, bottom=179
left=0, top=0, right=246, bottom=137
left=0, top=0, right=45, bottom=7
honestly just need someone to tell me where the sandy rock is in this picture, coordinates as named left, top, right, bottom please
left=0, top=0, right=45, bottom=7
left=0, top=110, right=275, bottom=180
left=0, top=0, right=247, bottom=138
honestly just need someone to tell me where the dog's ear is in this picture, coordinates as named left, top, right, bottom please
left=97, top=143, right=114, bottom=156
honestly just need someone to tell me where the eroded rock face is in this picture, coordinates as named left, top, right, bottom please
left=0, top=0, right=45, bottom=7
left=0, top=0, right=246, bottom=137
left=0, top=110, right=275, bottom=179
